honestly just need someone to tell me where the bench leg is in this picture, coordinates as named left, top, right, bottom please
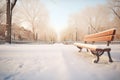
left=94, top=54, right=99, bottom=63
left=86, top=49, right=89, bottom=52
left=107, top=51, right=113, bottom=62
left=90, top=50, right=100, bottom=63
left=77, top=46, right=82, bottom=52
left=90, top=49, right=113, bottom=63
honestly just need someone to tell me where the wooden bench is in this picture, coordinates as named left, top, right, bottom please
left=74, top=28, right=116, bottom=63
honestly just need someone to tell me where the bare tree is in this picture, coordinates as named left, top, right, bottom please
left=107, top=0, right=120, bottom=40
left=61, top=4, right=112, bottom=42
left=45, top=27, right=57, bottom=43
left=61, top=10, right=94, bottom=42
left=80, top=5, right=111, bottom=34
left=6, top=0, right=17, bottom=43
left=108, top=0, right=120, bottom=20
left=0, top=0, right=6, bottom=24
left=13, top=0, right=49, bottom=40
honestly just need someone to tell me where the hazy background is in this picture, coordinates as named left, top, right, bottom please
left=0, top=0, right=120, bottom=43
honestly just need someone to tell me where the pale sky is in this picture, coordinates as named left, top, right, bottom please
left=40, top=0, right=107, bottom=34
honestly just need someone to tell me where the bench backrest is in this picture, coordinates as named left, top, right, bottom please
left=84, top=28, right=116, bottom=45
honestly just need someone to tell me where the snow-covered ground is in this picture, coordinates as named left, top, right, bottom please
left=0, top=43, right=120, bottom=80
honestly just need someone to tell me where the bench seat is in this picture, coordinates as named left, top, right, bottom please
left=74, top=43, right=111, bottom=51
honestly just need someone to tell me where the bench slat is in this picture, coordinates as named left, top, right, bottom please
left=84, top=28, right=116, bottom=39
left=84, top=35, right=114, bottom=42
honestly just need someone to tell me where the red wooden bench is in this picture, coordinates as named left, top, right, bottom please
left=74, top=28, right=116, bottom=63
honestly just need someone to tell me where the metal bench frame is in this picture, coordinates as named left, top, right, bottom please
left=75, top=28, right=116, bottom=63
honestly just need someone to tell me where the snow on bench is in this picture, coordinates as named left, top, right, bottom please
left=74, top=28, right=116, bottom=63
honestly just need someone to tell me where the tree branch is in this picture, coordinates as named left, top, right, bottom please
left=89, top=17, right=98, bottom=33
left=111, top=8, right=120, bottom=20
left=11, top=0, right=17, bottom=11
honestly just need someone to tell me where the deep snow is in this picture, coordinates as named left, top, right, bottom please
left=0, top=43, right=120, bottom=80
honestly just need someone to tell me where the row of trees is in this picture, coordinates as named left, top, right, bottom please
left=61, top=0, right=120, bottom=42
left=13, top=0, right=57, bottom=42
left=0, top=0, right=120, bottom=43
left=13, top=0, right=49, bottom=40
left=0, top=0, right=57, bottom=43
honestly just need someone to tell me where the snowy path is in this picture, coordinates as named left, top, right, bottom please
left=0, top=44, right=120, bottom=80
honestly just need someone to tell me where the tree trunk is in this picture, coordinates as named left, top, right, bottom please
left=6, top=0, right=17, bottom=43
left=6, top=0, right=11, bottom=43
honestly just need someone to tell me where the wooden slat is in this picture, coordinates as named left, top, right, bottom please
left=84, top=35, right=114, bottom=42
left=84, top=28, right=116, bottom=39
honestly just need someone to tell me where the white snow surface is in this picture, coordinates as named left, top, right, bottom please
left=0, top=43, right=120, bottom=80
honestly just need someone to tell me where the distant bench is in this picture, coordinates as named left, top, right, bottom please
left=74, top=28, right=116, bottom=63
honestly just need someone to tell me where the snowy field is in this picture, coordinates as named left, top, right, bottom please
left=0, top=43, right=120, bottom=80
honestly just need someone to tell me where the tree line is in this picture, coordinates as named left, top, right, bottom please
left=61, top=0, right=120, bottom=42
left=0, top=0, right=57, bottom=43
left=0, top=0, right=120, bottom=43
